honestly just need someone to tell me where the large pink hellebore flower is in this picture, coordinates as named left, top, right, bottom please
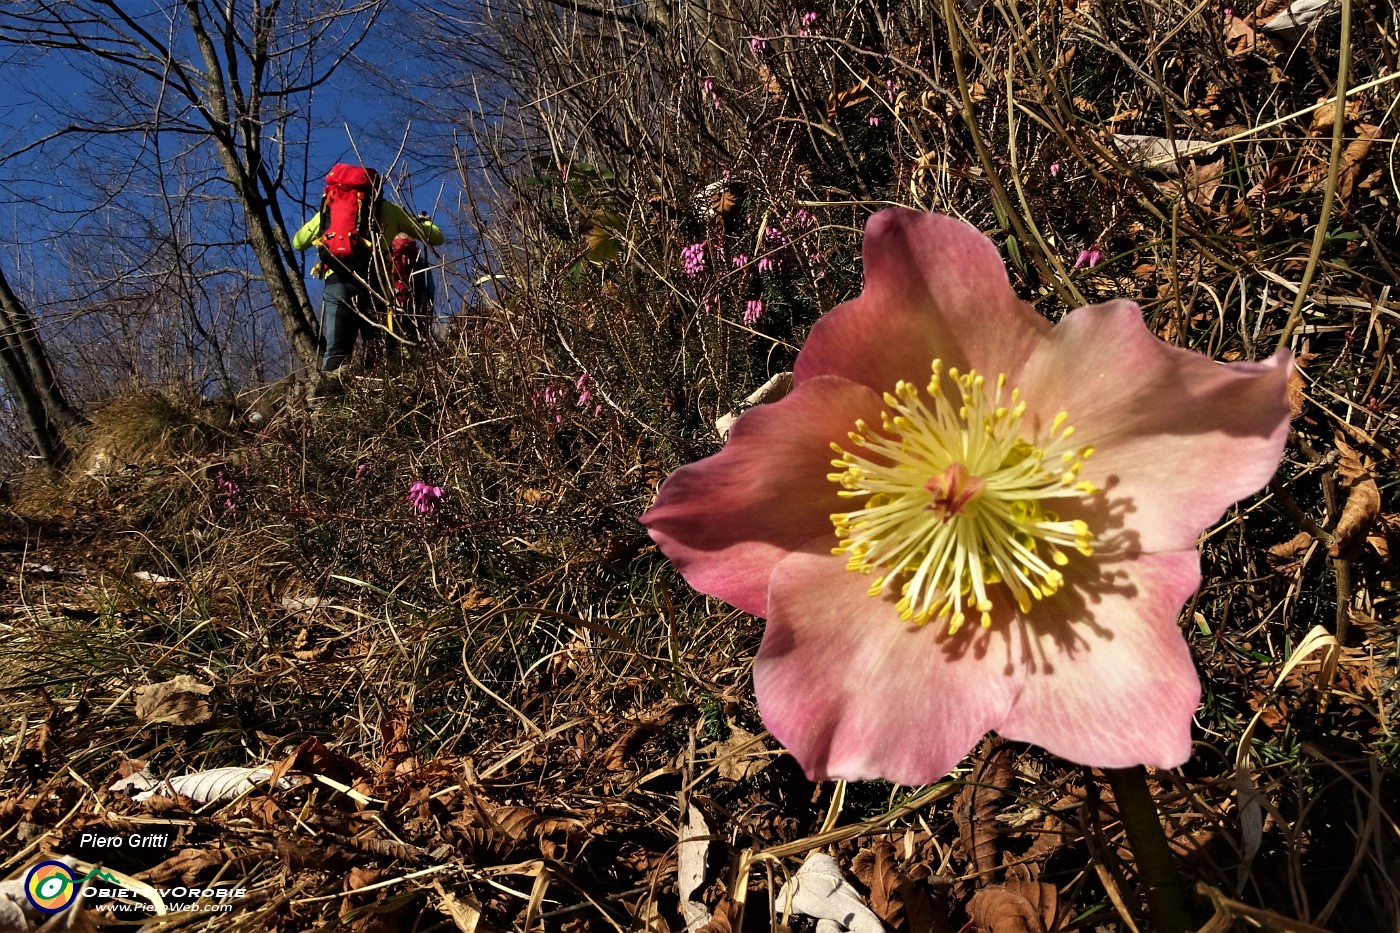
left=641, top=209, right=1291, bottom=785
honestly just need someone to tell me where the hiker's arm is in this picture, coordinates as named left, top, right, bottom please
left=292, top=214, right=322, bottom=251
left=384, top=202, right=444, bottom=246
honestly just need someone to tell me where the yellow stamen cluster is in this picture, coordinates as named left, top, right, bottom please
left=828, top=361, right=1099, bottom=634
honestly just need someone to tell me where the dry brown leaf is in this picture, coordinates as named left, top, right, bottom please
left=1188, top=158, right=1226, bottom=210
left=856, top=843, right=940, bottom=932
left=711, top=188, right=738, bottom=217
left=1367, top=513, right=1398, bottom=560
left=134, top=675, right=213, bottom=726
left=1224, top=14, right=1257, bottom=55
left=698, top=725, right=769, bottom=782
left=1331, top=481, right=1381, bottom=557
left=291, top=624, right=338, bottom=661
left=1268, top=531, right=1315, bottom=574
left=967, top=884, right=1046, bottom=933
left=1334, top=432, right=1376, bottom=486
left=695, top=895, right=740, bottom=933
left=1338, top=125, right=1381, bottom=200
left=827, top=81, right=875, bottom=119
left=1286, top=354, right=1317, bottom=419
left=490, top=805, right=542, bottom=843
left=137, top=847, right=226, bottom=887
left=1331, top=432, right=1382, bottom=556
left=1004, top=878, right=1061, bottom=930
left=956, top=737, right=1012, bottom=878
left=601, top=723, right=654, bottom=771
left=437, top=888, right=483, bottom=933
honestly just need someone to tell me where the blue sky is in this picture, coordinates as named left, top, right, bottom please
left=0, top=8, right=463, bottom=272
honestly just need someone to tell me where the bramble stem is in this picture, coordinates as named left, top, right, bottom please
left=1105, top=766, right=1192, bottom=933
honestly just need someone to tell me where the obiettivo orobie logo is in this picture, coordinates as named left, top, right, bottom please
left=24, top=861, right=80, bottom=913
left=25, top=862, right=127, bottom=914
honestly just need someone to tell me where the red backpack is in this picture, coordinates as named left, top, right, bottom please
left=390, top=234, right=421, bottom=309
left=315, top=164, right=381, bottom=277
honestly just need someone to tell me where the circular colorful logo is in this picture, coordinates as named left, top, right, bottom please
left=25, top=861, right=78, bottom=913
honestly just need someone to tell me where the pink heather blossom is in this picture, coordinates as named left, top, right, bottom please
left=407, top=481, right=445, bottom=515
left=869, top=115, right=880, bottom=126
left=1049, top=161, right=1062, bottom=179
left=642, top=208, right=1290, bottom=784
left=758, top=256, right=781, bottom=273
left=702, top=78, right=721, bottom=110
left=799, top=11, right=818, bottom=34
left=732, top=254, right=750, bottom=268
left=681, top=242, right=707, bottom=276
left=215, top=470, right=240, bottom=511
left=743, top=299, right=765, bottom=325
left=750, top=36, right=768, bottom=54
left=1074, top=246, right=1105, bottom=270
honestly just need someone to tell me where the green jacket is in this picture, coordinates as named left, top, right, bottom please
left=293, top=201, right=444, bottom=260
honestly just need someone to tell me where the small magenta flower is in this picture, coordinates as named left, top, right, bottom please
left=215, top=470, right=240, bottom=511
left=1074, top=246, right=1105, bottom=270
left=701, top=77, right=721, bottom=110
left=681, top=242, right=707, bottom=276
left=750, top=36, right=768, bottom=54
left=642, top=209, right=1290, bottom=783
left=869, top=115, right=880, bottom=126
left=799, top=10, right=818, bottom=34
left=354, top=464, right=370, bottom=480
left=743, top=299, right=765, bottom=325
left=407, top=481, right=445, bottom=515
left=758, top=256, right=781, bottom=273
left=1049, top=161, right=1062, bottom=179
left=732, top=254, right=750, bottom=268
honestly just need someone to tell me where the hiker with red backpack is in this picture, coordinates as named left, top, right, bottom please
left=293, top=164, right=444, bottom=373
left=388, top=228, right=437, bottom=348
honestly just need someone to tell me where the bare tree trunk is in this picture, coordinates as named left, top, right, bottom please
left=0, top=265, right=82, bottom=470
left=0, top=0, right=385, bottom=375
left=182, top=0, right=321, bottom=370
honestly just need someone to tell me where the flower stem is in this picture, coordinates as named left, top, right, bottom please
left=1105, top=766, right=1192, bottom=933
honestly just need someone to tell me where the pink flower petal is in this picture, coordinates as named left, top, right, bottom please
left=756, top=547, right=1025, bottom=784
left=1019, top=301, right=1291, bottom=554
left=997, top=549, right=1202, bottom=768
left=794, top=209, right=1050, bottom=393
left=642, top=377, right=883, bottom=616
